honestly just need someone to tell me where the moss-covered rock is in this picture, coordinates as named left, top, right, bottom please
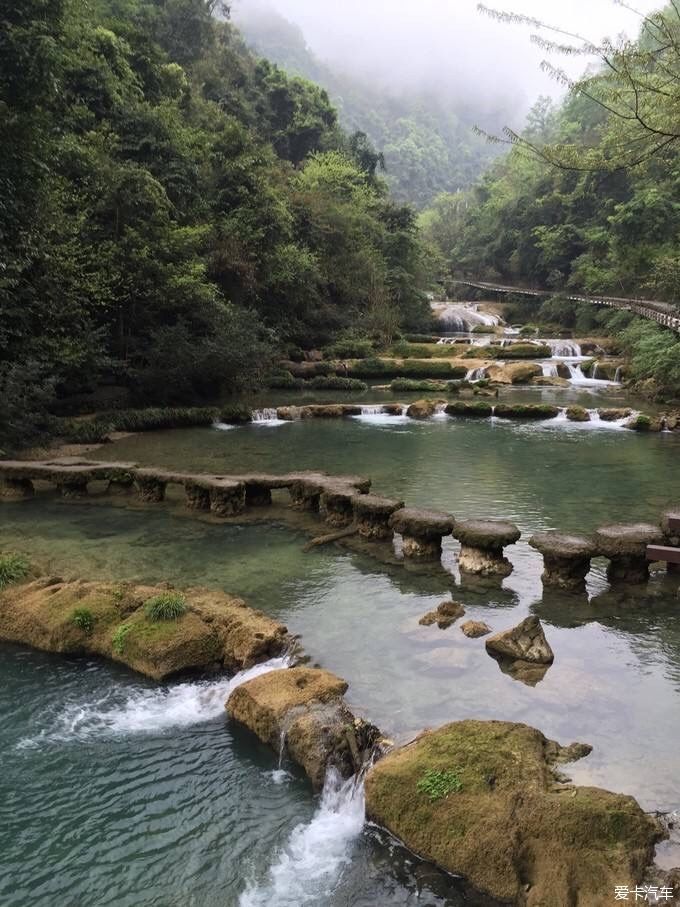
left=0, top=577, right=290, bottom=680
left=626, top=414, right=663, bottom=432
left=494, top=403, right=560, bottom=420
left=365, top=720, right=662, bottom=906
left=226, top=667, right=381, bottom=790
left=598, top=408, right=633, bottom=422
left=406, top=399, right=437, bottom=420
left=445, top=400, right=493, bottom=418
left=566, top=406, right=590, bottom=423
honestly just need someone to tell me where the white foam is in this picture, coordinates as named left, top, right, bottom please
left=213, top=422, right=237, bottom=431
left=239, top=768, right=365, bottom=907
left=17, top=656, right=291, bottom=747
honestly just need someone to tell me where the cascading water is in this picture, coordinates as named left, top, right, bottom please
left=465, top=367, right=487, bottom=381
left=239, top=767, right=367, bottom=907
left=615, top=366, right=623, bottom=382
left=251, top=408, right=287, bottom=426
left=18, top=655, right=292, bottom=746
left=545, top=340, right=582, bottom=357
left=541, top=362, right=559, bottom=378
left=354, top=405, right=409, bottom=424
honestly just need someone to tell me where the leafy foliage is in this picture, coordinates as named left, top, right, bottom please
left=416, top=768, right=463, bottom=801
left=144, top=592, right=188, bottom=621
left=112, top=624, right=132, bottom=654
left=1, top=0, right=432, bottom=452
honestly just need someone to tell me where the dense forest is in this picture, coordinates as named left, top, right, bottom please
left=1, top=0, right=433, bottom=446
left=421, top=4, right=680, bottom=397
left=233, top=3, right=501, bottom=209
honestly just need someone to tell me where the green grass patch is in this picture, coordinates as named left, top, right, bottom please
left=416, top=768, right=464, bottom=801
left=0, top=554, right=30, bottom=590
left=307, top=375, right=367, bottom=391
left=144, top=592, right=188, bottom=621
left=112, top=623, right=132, bottom=655
left=71, top=608, right=95, bottom=634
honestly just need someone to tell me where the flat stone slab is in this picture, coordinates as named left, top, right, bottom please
left=353, top=494, right=405, bottom=517
left=529, top=531, right=596, bottom=559
left=389, top=508, right=455, bottom=539
left=661, top=509, right=680, bottom=536
left=453, top=518, right=521, bottom=549
left=594, top=523, right=664, bottom=557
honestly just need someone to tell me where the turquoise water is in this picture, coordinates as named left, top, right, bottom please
left=2, top=402, right=680, bottom=904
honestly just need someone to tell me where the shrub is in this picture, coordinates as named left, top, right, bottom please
left=307, top=376, right=367, bottom=391
left=59, top=407, right=225, bottom=442
left=112, top=624, right=132, bottom=655
left=144, top=592, right=188, bottom=621
left=416, top=768, right=463, bottom=801
left=471, top=323, right=496, bottom=334
left=324, top=338, right=375, bottom=359
left=390, top=341, right=434, bottom=359
left=403, top=334, right=439, bottom=344
left=71, top=608, right=95, bottom=634
left=0, top=554, right=30, bottom=590
left=267, top=371, right=304, bottom=390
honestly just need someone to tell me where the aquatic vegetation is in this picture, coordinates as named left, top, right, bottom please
left=144, top=593, right=188, bottom=622
left=0, top=554, right=29, bottom=590
left=71, top=608, right=95, bottom=634
left=112, top=624, right=132, bottom=655
left=416, top=768, right=463, bottom=801
left=307, top=376, right=367, bottom=391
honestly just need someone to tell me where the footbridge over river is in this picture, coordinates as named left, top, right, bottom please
left=453, top=279, right=680, bottom=335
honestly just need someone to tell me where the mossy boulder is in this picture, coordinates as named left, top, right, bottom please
left=0, top=577, right=290, bottom=680
left=365, top=720, right=662, bottom=906
left=494, top=403, right=560, bottom=420
left=406, top=399, right=437, bottom=420
left=486, top=362, right=542, bottom=385
left=626, top=414, right=662, bottom=432
left=226, top=667, right=381, bottom=790
left=495, top=343, right=552, bottom=359
left=445, top=400, right=493, bottom=418
left=598, top=408, right=633, bottom=422
left=566, top=406, right=590, bottom=423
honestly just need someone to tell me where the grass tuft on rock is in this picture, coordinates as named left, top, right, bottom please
left=71, top=608, right=95, bottom=634
left=0, top=554, right=30, bottom=590
left=144, top=592, right=188, bottom=622
left=112, top=623, right=132, bottom=654
left=417, top=768, right=463, bottom=801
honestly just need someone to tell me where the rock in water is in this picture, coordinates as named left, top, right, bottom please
left=406, top=399, right=437, bottom=420
left=485, top=615, right=554, bottom=664
left=419, top=601, right=465, bottom=629
left=365, top=720, right=662, bottom=906
left=460, top=620, right=491, bottom=638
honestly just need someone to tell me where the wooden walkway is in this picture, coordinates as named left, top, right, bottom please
left=453, top=279, right=680, bottom=335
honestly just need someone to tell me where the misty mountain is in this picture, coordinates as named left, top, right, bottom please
left=232, top=3, right=502, bottom=208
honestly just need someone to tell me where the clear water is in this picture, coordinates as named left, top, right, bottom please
left=2, top=395, right=680, bottom=904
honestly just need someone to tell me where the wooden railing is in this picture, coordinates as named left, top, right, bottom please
left=453, top=279, right=680, bottom=335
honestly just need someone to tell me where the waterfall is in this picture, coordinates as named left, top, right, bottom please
left=359, top=405, right=385, bottom=415
left=541, top=362, right=559, bottom=378
left=18, top=656, right=292, bottom=746
left=591, top=363, right=599, bottom=380
left=239, top=768, right=366, bottom=907
left=252, top=408, right=283, bottom=424
left=614, top=366, right=623, bottom=382
left=465, top=367, right=487, bottom=381
left=547, top=340, right=582, bottom=357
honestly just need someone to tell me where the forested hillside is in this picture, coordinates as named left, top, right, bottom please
left=233, top=4, right=500, bottom=208
left=421, top=4, right=680, bottom=397
left=1, top=0, right=432, bottom=444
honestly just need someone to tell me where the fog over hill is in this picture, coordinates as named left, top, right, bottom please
left=232, top=0, right=658, bottom=206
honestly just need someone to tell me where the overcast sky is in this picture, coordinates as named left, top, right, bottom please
left=233, top=0, right=661, bottom=110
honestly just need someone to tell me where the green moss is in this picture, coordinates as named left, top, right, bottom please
left=71, top=608, right=95, bottom=634
left=266, top=371, right=304, bottom=389
left=144, top=592, right=188, bottom=621
left=417, top=768, right=463, bottom=801
left=307, top=375, right=367, bottom=391
left=0, top=554, right=30, bottom=590
left=390, top=378, right=447, bottom=392
left=445, top=401, right=493, bottom=417
left=494, top=403, right=560, bottom=420
left=627, top=414, right=652, bottom=431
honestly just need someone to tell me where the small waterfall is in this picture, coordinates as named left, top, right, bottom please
left=614, top=366, right=623, bottom=382
left=547, top=340, right=582, bottom=357
left=18, top=656, right=292, bottom=746
left=541, top=361, right=559, bottom=378
left=239, top=768, right=366, bottom=907
left=359, top=405, right=385, bottom=415
left=465, top=367, right=487, bottom=381
left=252, top=408, right=281, bottom=423
left=591, top=363, right=599, bottom=380
left=267, top=729, right=292, bottom=785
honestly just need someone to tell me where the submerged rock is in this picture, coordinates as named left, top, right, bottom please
left=365, top=719, right=662, bottom=906
left=460, top=620, right=492, bottom=638
left=485, top=615, right=554, bottom=665
left=226, top=666, right=382, bottom=790
left=419, top=600, right=466, bottom=629
left=0, top=577, right=290, bottom=680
